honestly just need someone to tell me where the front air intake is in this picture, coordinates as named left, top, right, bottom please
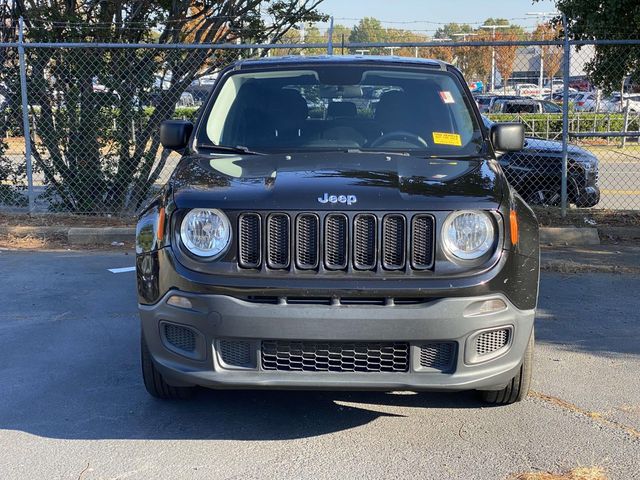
left=237, top=212, right=435, bottom=273
left=261, top=340, right=409, bottom=372
left=324, top=214, right=348, bottom=270
left=266, top=213, right=290, bottom=269
left=382, top=214, right=406, bottom=270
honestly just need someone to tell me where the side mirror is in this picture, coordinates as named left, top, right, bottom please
left=491, top=123, right=525, bottom=152
left=160, top=120, right=194, bottom=151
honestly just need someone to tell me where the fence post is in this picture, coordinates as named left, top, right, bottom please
left=621, top=99, right=630, bottom=148
left=327, top=16, right=334, bottom=55
left=560, top=13, right=570, bottom=217
left=18, top=17, right=35, bottom=214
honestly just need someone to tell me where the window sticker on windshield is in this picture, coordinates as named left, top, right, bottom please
left=432, top=132, right=462, bottom=146
left=439, top=91, right=455, bottom=103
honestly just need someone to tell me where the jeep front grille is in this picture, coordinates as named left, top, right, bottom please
left=237, top=212, right=434, bottom=272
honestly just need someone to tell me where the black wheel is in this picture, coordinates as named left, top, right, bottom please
left=526, top=189, right=561, bottom=207
left=478, top=329, right=534, bottom=405
left=141, top=334, right=194, bottom=400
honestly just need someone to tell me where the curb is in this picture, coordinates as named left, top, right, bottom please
left=2, top=225, right=602, bottom=247
left=67, top=227, right=136, bottom=246
left=0, top=225, right=135, bottom=246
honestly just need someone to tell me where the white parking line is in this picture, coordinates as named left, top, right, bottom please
left=108, top=266, right=136, bottom=274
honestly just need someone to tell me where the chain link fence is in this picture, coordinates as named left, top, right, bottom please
left=1, top=30, right=639, bottom=215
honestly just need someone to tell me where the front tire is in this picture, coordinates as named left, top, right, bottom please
left=478, top=329, right=534, bottom=405
left=141, top=334, right=194, bottom=400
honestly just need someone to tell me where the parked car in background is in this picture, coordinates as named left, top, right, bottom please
left=490, top=97, right=562, bottom=114
left=476, top=95, right=524, bottom=113
left=607, top=93, right=640, bottom=112
left=544, top=79, right=564, bottom=93
left=544, top=90, right=580, bottom=103
left=573, top=92, right=599, bottom=112
left=574, top=92, right=640, bottom=113
left=473, top=94, right=494, bottom=113
left=515, top=83, right=547, bottom=98
left=568, top=77, right=593, bottom=92
left=482, top=116, right=600, bottom=207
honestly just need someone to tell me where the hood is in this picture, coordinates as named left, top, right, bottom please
left=524, top=137, right=593, bottom=157
left=171, top=152, right=504, bottom=211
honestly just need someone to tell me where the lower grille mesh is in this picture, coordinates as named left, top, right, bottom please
left=261, top=341, right=409, bottom=372
left=219, top=340, right=253, bottom=367
left=419, top=342, right=455, bottom=372
left=163, top=323, right=196, bottom=352
left=476, top=329, right=510, bottom=356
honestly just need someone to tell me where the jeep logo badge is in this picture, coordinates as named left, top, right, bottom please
left=317, top=193, right=357, bottom=206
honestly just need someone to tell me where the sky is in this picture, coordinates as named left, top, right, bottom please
left=315, top=0, right=558, bottom=33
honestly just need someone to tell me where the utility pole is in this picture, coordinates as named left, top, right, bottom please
left=479, top=24, right=509, bottom=92
left=527, top=12, right=557, bottom=93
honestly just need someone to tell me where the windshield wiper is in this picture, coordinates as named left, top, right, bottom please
left=345, top=148, right=411, bottom=156
left=197, top=143, right=265, bottom=155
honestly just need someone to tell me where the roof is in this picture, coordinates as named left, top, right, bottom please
left=234, top=55, right=449, bottom=71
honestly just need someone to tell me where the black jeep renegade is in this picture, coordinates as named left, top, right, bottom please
left=136, top=56, right=539, bottom=405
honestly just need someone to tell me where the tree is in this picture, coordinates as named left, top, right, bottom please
left=546, top=0, right=640, bottom=92
left=463, top=30, right=493, bottom=86
left=534, top=22, right=563, bottom=82
left=11, top=1, right=326, bottom=214
left=349, top=17, right=386, bottom=54
left=330, top=24, right=351, bottom=52
left=494, top=30, right=519, bottom=93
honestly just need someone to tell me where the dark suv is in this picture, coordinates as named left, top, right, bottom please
left=136, top=56, right=539, bottom=405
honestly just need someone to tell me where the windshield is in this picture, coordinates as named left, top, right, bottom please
left=197, top=65, right=483, bottom=156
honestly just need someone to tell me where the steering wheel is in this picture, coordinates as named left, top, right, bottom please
left=369, top=131, right=429, bottom=149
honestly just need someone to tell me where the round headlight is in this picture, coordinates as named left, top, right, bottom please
left=180, top=208, right=231, bottom=258
left=442, top=211, right=495, bottom=260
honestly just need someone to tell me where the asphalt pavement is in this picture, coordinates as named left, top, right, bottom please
left=0, top=250, right=638, bottom=480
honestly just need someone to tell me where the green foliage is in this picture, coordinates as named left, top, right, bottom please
left=11, top=0, right=327, bottom=214
left=434, top=23, right=474, bottom=40
left=550, top=0, right=640, bottom=92
left=348, top=17, right=386, bottom=54
left=487, top=113, right=640, bottom=135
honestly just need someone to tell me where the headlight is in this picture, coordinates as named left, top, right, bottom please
left=180, top=208, right=231, bottom=258
left=442, top=210, right=495, bottom=260
left=576, top=154, right=598, bottom=172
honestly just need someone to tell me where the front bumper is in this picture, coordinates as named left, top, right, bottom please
left=140, top=290, right=535, bottom=392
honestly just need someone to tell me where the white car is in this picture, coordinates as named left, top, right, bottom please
left=608, top=93, right=640, bottom=112
left=575, top=92, right=640, bottom=112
